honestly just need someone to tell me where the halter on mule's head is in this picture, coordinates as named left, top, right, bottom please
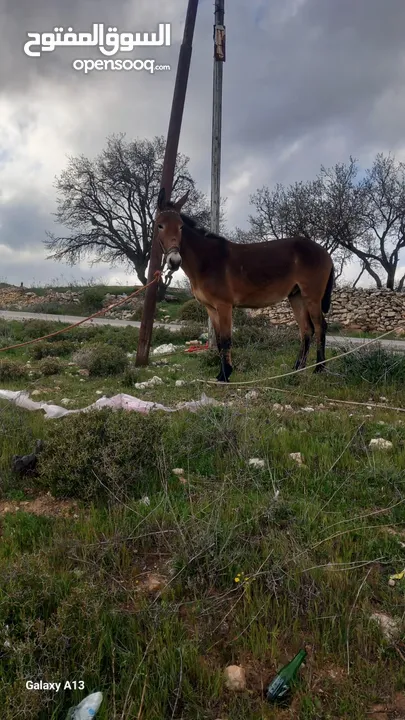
left=156, top=187, right=190, bottom=271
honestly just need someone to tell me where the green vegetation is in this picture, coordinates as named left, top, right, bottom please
left=0, top=317, right=404, bottom=719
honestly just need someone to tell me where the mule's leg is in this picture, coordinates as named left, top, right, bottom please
left=303, top=299, right=327, bottom=373
left=206, top=306, right=221, bottom=353
left=288, top=292, right=314, bottom=370
left=216, top=304, right=233, bottom=382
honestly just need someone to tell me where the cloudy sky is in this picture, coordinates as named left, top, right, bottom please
left=1, top=0, right=405, bottom=289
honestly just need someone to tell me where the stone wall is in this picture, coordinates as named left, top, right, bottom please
left=1, top=284, right=405, bottom=334
left=252, top=287, right=405, bottom=335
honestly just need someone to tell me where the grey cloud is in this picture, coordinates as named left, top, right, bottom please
left=227, top=0, right=405, bottom=153
left=1, top=0, right=405, bottom=282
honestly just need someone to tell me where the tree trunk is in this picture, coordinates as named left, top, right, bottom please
left=361, top=261, right=382, bottom=288
left=386, top=266, right=396, bottom=290
left=132, top=261, right=148, bottom=286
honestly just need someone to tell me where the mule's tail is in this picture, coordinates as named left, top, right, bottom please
left=322, top=266, right=334, bottom=314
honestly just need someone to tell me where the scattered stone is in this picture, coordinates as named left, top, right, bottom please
left=95, top=391, right=103, bottom=395
left=289, top=452, right=304, bottom=466
left=31, top=389, right=41, bottom=396
left=175, top=380, right=186, bottom=387
left=302, top=406, right=315, bottom=412
left=223, top=665, right=246, bottom=691
left=140, top=496, right=150, bottom=506
left=248, top=458, right=265, bottom=469
left=78, top=368, right=90, bottom=376
left=134, top=376, right=163, bottom=389
left=369, top=438, right=393, bottom=450
left=370, top=612, right=402, bottom=642
left=388, top=578, right=396, bottom=588
left=172, top=468, right=184, bottom=476
left=245, top=390, right=258, bottom=400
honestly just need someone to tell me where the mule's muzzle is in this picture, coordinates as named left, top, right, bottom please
left=167, top=250, right=182, bottom=271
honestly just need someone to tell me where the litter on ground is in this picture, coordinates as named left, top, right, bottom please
left=153, top=343, right=177, bottom=355
left=0, top=389, right=223, bottom=419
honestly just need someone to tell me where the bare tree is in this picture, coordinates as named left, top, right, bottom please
left=45, top=134, right=212, bottom=296
left=248, top=154, right=405, bottom=289
left=228, top=226, right=260, bottom=244
left=248, top=180, right=350, bottom=281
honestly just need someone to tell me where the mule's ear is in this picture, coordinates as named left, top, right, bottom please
left=157, top=188, right=166, bottom=210
left=173, top=189, right=190, bottom=211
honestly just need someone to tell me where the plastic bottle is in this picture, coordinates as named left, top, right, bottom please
left=66, top=692, right=103, bottom=719
left=266, top=649, right=307, bottom=702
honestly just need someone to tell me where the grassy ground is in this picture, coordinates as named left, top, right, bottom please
left=0, top=318, right=405, bottom=719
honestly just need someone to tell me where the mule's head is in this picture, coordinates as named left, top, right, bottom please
left=156, top=188, right=190, bottom=271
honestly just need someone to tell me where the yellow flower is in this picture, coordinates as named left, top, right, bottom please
left=234, top=577, right=240, bottom=583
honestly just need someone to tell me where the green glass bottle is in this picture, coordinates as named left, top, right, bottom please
left=266, top=649, right=307, bottom=702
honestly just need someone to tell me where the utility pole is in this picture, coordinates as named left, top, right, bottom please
left=135, top=0, right=199, bottom=366
left=208, top=0, right=225, bottom=348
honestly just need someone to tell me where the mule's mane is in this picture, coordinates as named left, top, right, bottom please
left=164, top=202, right=227, bottom=242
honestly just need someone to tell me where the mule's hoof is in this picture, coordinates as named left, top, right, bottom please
left=216, top=363, right=232, bottom=382
left=313, top=364, right=326, bottom=374
left=216, top=372, right=229, bottom=383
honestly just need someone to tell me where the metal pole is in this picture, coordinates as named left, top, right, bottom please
left=135, top=0, right=199, bottom=366
left=208, top=0, right=225, bottom=348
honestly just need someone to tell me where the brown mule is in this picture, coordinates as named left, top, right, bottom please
left=156, top=188, right=334, bottom=382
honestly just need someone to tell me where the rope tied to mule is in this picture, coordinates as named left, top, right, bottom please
left=0, top=271, right=162, bottom=353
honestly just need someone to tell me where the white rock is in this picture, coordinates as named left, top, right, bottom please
left=249, top=458, right=265, bottom=469
left=172, top=468, right=184, bottom=476
left=140, top=496, right=150, bottom=506
left=289, top=452, right=304, bottom=466
left=175, top=380, right=186, bottom=387
left=302, top=406, right=315, bottom=412
left=223, top=665, right=246, bottom=691
left=370, top=612, right=402, bottom=642
left=134, top=376, right=163, bottom=389
left=369, top=438, right=393, bottom=450
left=245, top=390, right=258, bottom=400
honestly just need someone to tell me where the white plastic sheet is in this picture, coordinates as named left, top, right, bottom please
left=0, top=389, right=222, bottom=419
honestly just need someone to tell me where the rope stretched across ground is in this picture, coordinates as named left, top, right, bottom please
left=0, top=272, right=161, bottom=353
left=197, top=326, right=404, bottom=386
